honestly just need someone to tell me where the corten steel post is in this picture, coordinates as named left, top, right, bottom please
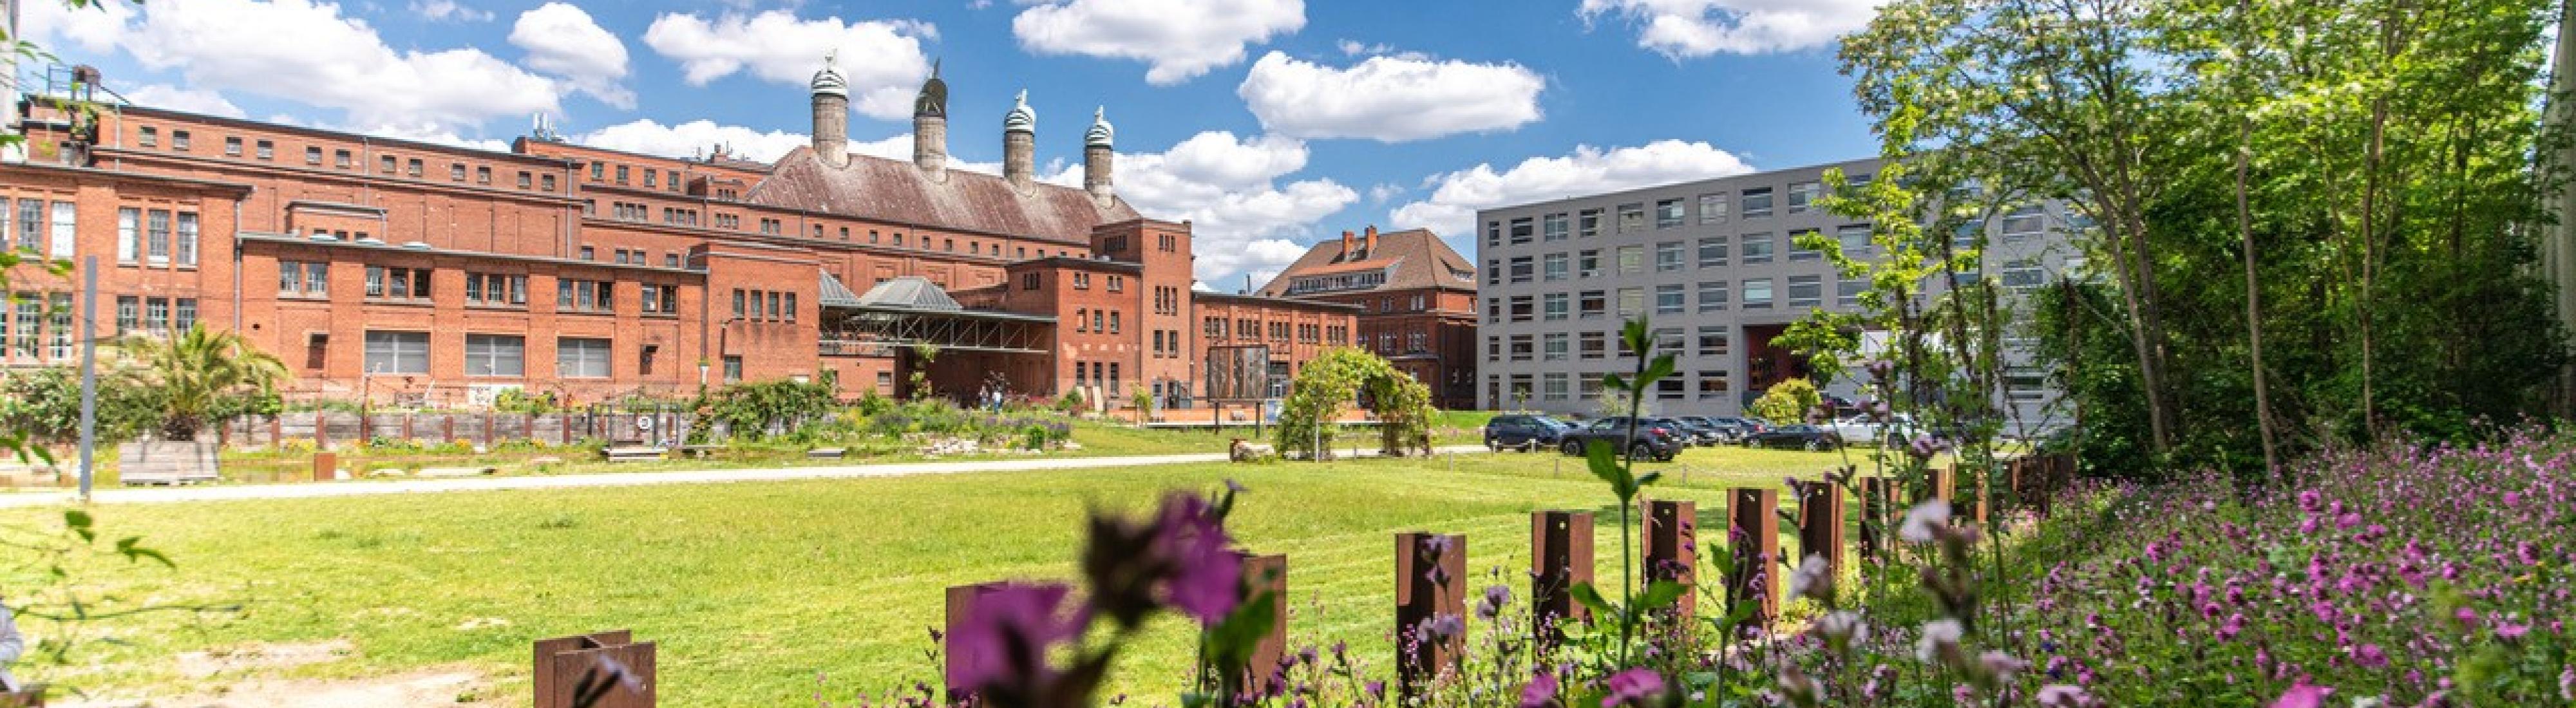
left=1236, top=553, right=1289, bottom=694
left=1725, top=489, right=1781, bottom=626
left=943, top=582, right=1010, bottom=707
left=1394, top=532, right=1465, bottom=700
left=1530, top=510, right=1594, bottom=647
left=1922, top=465, right=1957, bottom=513
left=312, top=452, right=336, bottom=483
left=1858, top=476, right=1903, bottom=563
left=533, top=630, right=656, bottom=708
left=1642, top=499, right=1696, bottom=620
left=1797, top=481, right=1847, bottom=588
left=1956, top=463, right=1989, bottom=528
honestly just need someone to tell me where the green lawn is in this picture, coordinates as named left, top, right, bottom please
left=17, top=443, right=1875, bottom=706
left=175, top=415, right=1499, bottom=487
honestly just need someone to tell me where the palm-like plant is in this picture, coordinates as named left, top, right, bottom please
left=118, top=325, right=289, bottom=440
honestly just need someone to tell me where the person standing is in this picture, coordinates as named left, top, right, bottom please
left=0, top=601, right=24, bottom=692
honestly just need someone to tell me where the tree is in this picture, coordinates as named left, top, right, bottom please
left=1748, top=378, right=1823, bottom=426
left=115, top=324, right=287, bottom=441
left=1272, top=348, right=1436, bottom=459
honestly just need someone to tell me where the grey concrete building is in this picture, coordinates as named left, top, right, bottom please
left=1472, top=156, right=2080, bottom=436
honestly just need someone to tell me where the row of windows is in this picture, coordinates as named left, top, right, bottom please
left=1486, top=227, right=1870, bottom=286
left=1199, top=317, right=1350, bottom=345
left=112, top=207, right=200, bottom=268
left=277, top=262, right=677, bottom=314
left=1, top=198, right=76, bottom=260
left=0, top=292, right=75, bottom=361
left=1488, top=370, right=1736, bottom=403
left=730, top=288, right=798, bottom=322
left=586, top=201, right=1088, bottom=262
left=132, top=125, right=560, bottom=192
left=364, top=331, right=614, bottom=378
left=1486, top=177, right=1876, bottom=248
left=1363, top=331, right=1432, bottom=356
left=1486, top=328, right=1734, bottom=362
left=1070, top=360, right=1123, bottom=393
left=587, top=160, right=690, bottom=194
left=1072, top=308, right=1123, bottom=334
left=1486, top=265, right=2056, bottom=322
left=109, top=296, right=200, bottom=337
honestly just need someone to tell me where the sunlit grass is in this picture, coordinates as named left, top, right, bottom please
left=15, top=443, right=1855, bottom=705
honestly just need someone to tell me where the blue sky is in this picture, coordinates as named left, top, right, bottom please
left=22, top=0, right=1884, bottom=285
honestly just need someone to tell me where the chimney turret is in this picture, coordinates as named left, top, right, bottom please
left=1083, top=106, right=1115, bottom=207
left=913, top=60, right=948, bottom=177
left=810, top=52, right=849, bottom=167
left=1003, top=90, right=1036, bottom=191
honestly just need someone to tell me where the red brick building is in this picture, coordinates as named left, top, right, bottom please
left=1256, top=227, right=1479, bottom=408
left=0, top=61, right=1352, bottom=412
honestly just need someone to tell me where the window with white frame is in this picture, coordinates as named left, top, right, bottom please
left=464, top=334, right=526, bottom=377
left=558, top=337, right=613, bottom=378
left=363, top=331, right=431, bottom=374
left=1743, top=279, right=1774, bottom=308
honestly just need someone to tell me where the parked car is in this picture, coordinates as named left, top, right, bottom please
left=1712, top=417, right=1770, bottom=439
left=1672, top=416, right=1730, bottom=445
left=1484, top=415, right=1571, bottom=452
left=1743, top=424, right=1845, bottom=451
left=1557, top=416, right=1687, bottom=461
left=1826, top=413, right=1921, bottom=446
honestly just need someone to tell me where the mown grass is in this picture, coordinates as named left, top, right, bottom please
left=17, top=443, right=1866, bottom=706
left=176, top=413, right=1502, bottom=487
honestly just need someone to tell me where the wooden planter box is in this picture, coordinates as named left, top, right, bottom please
left=118, top=440, right=220, bottom=485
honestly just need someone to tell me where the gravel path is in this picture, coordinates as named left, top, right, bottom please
left=0, top=445, right=1495, bottom=508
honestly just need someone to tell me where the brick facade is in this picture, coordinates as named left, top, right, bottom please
left=1256, top=227, right=1479, bottom=408
left=3, top=67, right=1352, bottom=411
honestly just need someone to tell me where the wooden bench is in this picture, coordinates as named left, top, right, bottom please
left=603, top=446, right=667, bottom=463
left=806, top=447, right=848, bottom=460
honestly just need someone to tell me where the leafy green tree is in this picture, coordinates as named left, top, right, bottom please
left=0, top=367, right=166, bottom=445
left=115, top=324, right=288, bottom=441
left=1271, top=348, right=1435, bottom=459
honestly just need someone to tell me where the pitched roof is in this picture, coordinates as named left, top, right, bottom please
left=851, top=275, right=963, bottom=312
left=745, top=146, right=1139, bottom=245
left=1256, top=228, right=1477, bottom=297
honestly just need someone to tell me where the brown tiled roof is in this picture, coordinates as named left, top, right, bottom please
left=1256, top=228, right=1477, bottom=297
left=744, top=146, right=1139, bottom=245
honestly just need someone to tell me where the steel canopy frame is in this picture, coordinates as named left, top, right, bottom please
left=820, top=307, right=1054, bottom=356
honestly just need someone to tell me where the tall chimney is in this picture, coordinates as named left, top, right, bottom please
left=1083, top=107, right=1115, bottom=207
left=1340, top=230, right=1355, bottom=258
left=810, top=53, right=849, bottom=167
left=1003, top=89, right=1036, bottom=191
left=1365, top=225, right=1379, bottom=254
left=913, top=60, right=948, bottom=177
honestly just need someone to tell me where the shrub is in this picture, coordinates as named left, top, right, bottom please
left=1748, top=377, right=1821, bottom=425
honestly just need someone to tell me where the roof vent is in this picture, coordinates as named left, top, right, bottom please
left=402, top=241, right=432, bottom=250
left=308, top=233, right=338, bottom=241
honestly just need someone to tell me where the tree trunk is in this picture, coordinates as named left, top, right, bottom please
left=2236, top=113, right=2281, bottom=478
left=2360, top=95, right=2387, bottom=439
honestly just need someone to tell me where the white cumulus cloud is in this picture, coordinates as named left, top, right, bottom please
left=643, top=10, right=936, bottom=121
left=575, top=120, right=1003, bottom=175
left=511, top=3, right=634, bottom=109
left=33, top=0, right=560, bottom=133
left=1237, top=51, right=1544, bottom=143
left=1043, top=131, right=1355, bottom=285
left=1578, top=0, right=1879, bottom=57
left=1012, top=0, right=1305, bottom=85
left=1389, top=140, right=1756, bottom=238
left=411, top=0, right=494, bottom=23
left=123, top=84, right=246, bottom=118
left=19, top=0, right=136, bottom=54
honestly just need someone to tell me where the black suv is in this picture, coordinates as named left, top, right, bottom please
left=1483, top=415, right=1569, bottom=452
left=1557, top=416, right=1687, bottom=461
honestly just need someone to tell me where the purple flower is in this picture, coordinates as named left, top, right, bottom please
left=2496, top=622, right=2530, bottom=640
left=1601, top=669, right=1666, bottom=707
left=1154, top=493, right=1240, bottom=624
left=1519, top=670, right=1559, bottom=708
left=2036, top=684, right=2091, bottom=707
left=2271, top=681, right=2333, bottom=708
left=947, top=582, right=1084, bottom=694
left=1981, top=650, right=2031, bottom=681
left=1478, top=584, right=1513, bottom=620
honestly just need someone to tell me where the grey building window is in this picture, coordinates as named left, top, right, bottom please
left=464, top=334, right=526, bottom=377
left=364, top=331, right=431, bottom=374
left=1742, top=233, right=1775, bottom=264
left=1742, top=187, right=1774, bottom=218
left=1698, top=281, right=1729, bottom=312
left=1698, top=237, right=1728, bottom=268
left=1698, top=193, right=1728, bottom=223
left=1654, top=284, right=1685, bottom=315
left=1655, top=241, right=1685, bottom=272
left=1788, top=275, right=1824, bottom=308
left=1743, top=279, right=1775, bottom=308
